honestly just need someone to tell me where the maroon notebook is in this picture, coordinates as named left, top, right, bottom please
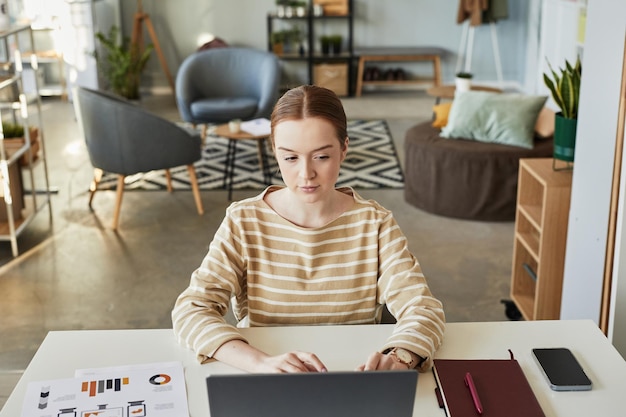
left=433, top=356, right=546, bottom=417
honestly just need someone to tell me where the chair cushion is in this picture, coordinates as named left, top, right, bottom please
left=190, top=97, right=258, bottom=123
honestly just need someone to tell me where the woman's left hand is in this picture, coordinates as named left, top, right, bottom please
left=355, top=351, right=410, bottom=371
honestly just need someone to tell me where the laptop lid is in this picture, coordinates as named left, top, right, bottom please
left=206, top=370, right=418, bottom=417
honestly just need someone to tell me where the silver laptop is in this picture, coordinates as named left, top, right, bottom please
left=206, top=370, right=418, bottom=417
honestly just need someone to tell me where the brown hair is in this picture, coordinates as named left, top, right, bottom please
left=270, top=85, right=347, bottom=149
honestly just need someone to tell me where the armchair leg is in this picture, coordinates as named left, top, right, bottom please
left=187, top=164, right=204, bottom=215
left=165, top=169, right=173, bottom=192
left=112, top=175, right=125, bottom=230
left=88, top=168, right=104, bottom=209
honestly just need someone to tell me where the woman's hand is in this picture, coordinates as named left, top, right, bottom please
left=355, top=351, right=411, bottom=371
left=256, top=351, right=328, bottom=373
left=214, top=340, right=327, bottom=373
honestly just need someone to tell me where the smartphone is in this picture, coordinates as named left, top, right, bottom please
left=532, top=348, right=592, bottom=391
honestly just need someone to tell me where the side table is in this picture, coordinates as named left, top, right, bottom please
left=214, top=124, right=272, bottom=200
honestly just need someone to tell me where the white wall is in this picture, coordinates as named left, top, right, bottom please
left=560, top=0, right=626, bottom=357
left=116, top=0, right=531, bottom=90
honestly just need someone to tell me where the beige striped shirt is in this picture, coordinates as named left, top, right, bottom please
left=172, top=187, right=445, bottom=370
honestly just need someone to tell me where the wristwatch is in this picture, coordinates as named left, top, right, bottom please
left=386, top=347, right=417, bottom=369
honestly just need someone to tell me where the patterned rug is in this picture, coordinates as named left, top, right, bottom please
left=99, top=120, right=404, bottom=191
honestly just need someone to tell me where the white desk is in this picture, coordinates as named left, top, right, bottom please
left=2, top=320, right=626, bottom=416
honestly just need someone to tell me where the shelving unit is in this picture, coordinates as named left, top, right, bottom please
left=510, top=158, right=573, bottom=320
left=267, top=0, right=354, bottom=95
left=0, top=24, right=53, bottom=257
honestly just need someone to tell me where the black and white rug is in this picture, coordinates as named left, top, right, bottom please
left=99, top=120, right=404, bottom=191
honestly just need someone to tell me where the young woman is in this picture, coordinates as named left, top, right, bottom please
left=172, top=85, right=445, bottom=373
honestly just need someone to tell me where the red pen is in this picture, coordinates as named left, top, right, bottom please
left=464, top=372, right=484, bottom=415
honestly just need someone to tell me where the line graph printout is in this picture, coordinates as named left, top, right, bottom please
left=20, top=362, right=189, bottom=417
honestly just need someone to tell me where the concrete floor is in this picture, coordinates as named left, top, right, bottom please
left=0, top=90, right=515, bottom=407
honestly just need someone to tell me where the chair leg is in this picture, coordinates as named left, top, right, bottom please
left=112, top=175, right=125, bottom=230
left=88, top=168, right=104, bottom=209
left=165, top=169, right=173, bottom=192
left=187, top=164, right=204, bottom=215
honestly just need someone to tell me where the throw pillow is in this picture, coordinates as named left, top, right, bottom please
left=432, top=102, right=453, bottom=128
left=534, top=106, right=556, bottom=139
left=440, top=91, right=548, bottom=149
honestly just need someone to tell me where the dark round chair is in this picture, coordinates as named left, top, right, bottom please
left=403, top=121, right=554, bottom=221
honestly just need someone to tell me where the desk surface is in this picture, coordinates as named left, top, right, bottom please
left=2, top=320, right=626, bottom=417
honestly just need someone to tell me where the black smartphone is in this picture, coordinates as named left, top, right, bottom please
left=532, top=348, right=592, bottom=391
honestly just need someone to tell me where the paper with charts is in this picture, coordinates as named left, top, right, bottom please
left=20, top=361, right=189, bottom=417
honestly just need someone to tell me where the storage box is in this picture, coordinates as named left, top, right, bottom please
left=0, top=161, right=24, bottom=221
left=3, top=127, right=41, bottom=166
left=314, top=63, right=348, bottom=96
left=313, top=0, right=349, bottom=16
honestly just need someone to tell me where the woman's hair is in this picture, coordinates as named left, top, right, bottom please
left=270, top=85, right=348, bottom=149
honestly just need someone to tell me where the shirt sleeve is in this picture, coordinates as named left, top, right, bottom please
left=171, top=210, right=248, bottom=363
left=376, top=212, right=446, bottom=371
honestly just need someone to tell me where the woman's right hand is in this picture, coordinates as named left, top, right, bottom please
left=214, top=340, right=327, bottom=373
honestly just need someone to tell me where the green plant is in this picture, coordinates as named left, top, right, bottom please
left=94, top=25, right=154, bottom=100
left=543, top=56, right=582, bottom=119
left=455, top=72, right=473, bottom=79
left=1, top=121, right=24, bottom=138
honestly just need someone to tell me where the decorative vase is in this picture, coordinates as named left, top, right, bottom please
left=455, top=76, right=471, bottom=93
left=553, top=112, right=577, bottom=163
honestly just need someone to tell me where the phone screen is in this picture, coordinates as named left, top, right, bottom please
left=532, top=348, right=592, bottom=391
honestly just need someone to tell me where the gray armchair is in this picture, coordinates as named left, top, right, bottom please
left=74, top=86, right=204, bottom=230
left=175, top=47, right=280, bottom=137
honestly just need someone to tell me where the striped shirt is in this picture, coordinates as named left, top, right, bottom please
left=172, top=186, right=445, bottom=370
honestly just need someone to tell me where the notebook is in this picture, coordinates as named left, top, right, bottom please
left=206, top=370, right=418, bottom=417
left=433, top=355, right=545, bottom=417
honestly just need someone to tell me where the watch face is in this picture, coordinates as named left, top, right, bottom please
left=395, top=349, right=412, bottom=363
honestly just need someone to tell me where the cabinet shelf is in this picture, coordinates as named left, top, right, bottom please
left=268, top=0, right=355, bottom=96
left=0, top=24, right=53, bottom=257
left=510, top=158, right=573, bottom=320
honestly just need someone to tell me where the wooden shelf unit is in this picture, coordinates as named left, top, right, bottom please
left=510, top=158, right=573, bottom=320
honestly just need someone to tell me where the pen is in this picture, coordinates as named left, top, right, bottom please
left=464, top=372, right=484, bottom=415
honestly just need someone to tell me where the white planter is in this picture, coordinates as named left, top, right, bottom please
left=455, top=77, right=472, bottom=93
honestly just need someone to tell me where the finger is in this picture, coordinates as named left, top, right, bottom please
left=296, top=352, right=328, bottom=372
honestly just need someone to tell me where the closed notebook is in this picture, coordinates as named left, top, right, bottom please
left=433, top=355, right=545, bottom=417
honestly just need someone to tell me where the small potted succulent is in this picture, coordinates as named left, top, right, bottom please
left=543, top=56, right=582, bottom=164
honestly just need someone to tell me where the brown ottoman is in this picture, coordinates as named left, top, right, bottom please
left=404, top=122, right=553, bottom=221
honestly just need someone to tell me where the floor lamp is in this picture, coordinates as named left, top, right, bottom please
left=131, top=0, right=175, bottom=93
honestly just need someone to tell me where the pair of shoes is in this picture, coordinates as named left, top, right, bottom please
left=383, top=68, right=407, bottom=81
left=363, top=66, right=381, bottom=81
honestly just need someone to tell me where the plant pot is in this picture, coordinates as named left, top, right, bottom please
left=455, top=77, right=471, bottom=93
left=553, top=112, right=577, bottom=162
left=3, top=127, right=40, bottom=166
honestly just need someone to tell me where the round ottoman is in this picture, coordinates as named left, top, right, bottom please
left=403, top=121, right=554, bottom=221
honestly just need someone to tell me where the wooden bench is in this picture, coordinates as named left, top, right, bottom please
left=354, top=47, right=446, bottom=96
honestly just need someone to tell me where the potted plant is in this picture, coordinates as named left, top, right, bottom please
left=329, top=35, right=342, bottom=55
left=320, top=35, right=331, bottom=56
left=270, top=31, right=286, bottom=55
left=94, top=25, right=154, bottom=100
left=543, top=56, right=582, bottom=165
left=455, top=72, right=473, bottom=92
left=2, top=121, right=39, bottom=166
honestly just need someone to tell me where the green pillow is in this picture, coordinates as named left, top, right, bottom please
left=440, top=91, right=548, bottom=149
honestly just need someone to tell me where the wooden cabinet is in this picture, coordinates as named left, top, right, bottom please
left=510, top=158, right=573, bottom=320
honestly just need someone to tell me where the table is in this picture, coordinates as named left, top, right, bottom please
left=3, top=321, right=626, bottom=417
left=426, top=84, right=504, bottom=104
left=354, top=47, right=445, bottom=97
left=214, top=123, right=272, bottom=200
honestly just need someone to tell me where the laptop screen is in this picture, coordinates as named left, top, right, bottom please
left=206, top=370, right=418, bottom=417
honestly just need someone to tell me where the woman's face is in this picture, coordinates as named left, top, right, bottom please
left=272, top=117, right=348, bottom=203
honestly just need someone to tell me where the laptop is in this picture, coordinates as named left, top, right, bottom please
left=206, top=370, right=418, bottom=417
